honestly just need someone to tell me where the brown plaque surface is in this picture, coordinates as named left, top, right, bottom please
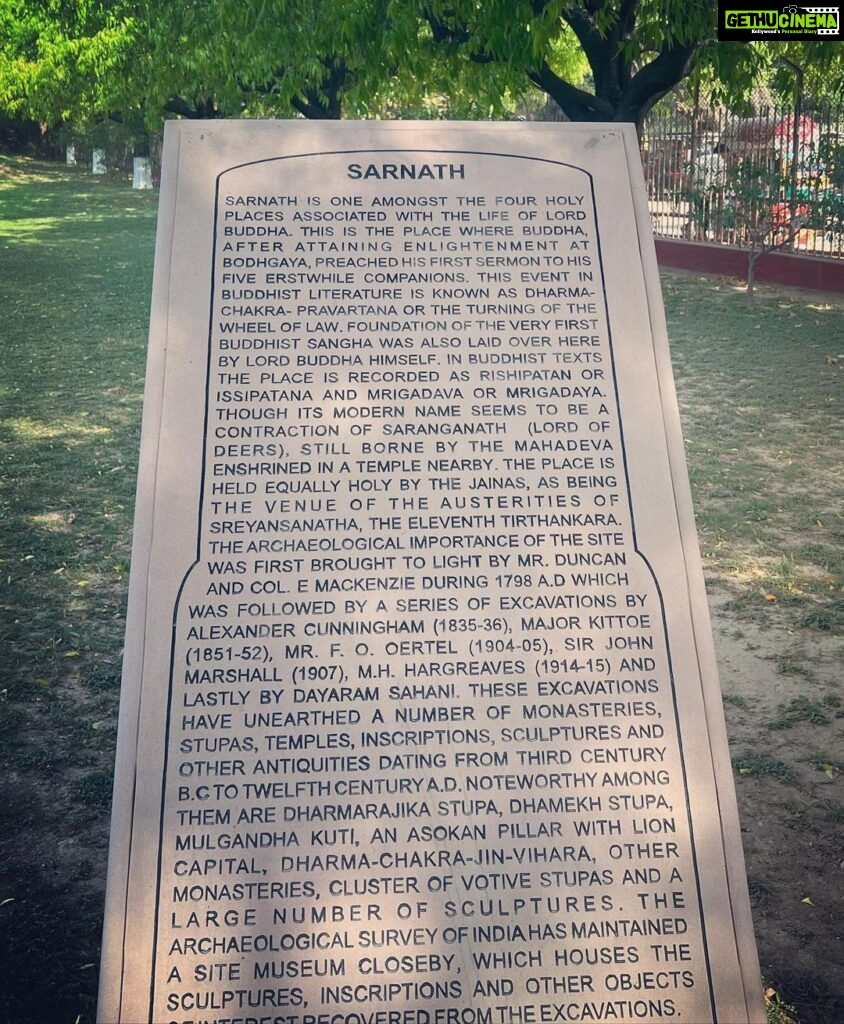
left=99, top=121, right=764, bottom=1024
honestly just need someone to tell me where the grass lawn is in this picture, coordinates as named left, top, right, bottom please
left=0, top=157, right=841, bottom=1024
left=663, top=271, right=844, bottom=1024
left=0, top=157, right=156, bottom=1022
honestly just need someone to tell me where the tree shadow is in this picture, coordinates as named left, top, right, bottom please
left=0, top=156, right=156, bottom=1024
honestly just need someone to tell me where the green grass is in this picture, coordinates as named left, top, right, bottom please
left=76, top=769, right=115, bottom=807
left=663, top=272, right=844, bottom=636
left=1, top=161, right=843, bottom=1024
left=767, top=987, right=801, bottom=1024
left=0, top=157, right=155, bottom=708
left=766, top=695, right=838, bottom=730
left=723, top=692, right=749, bottom=708
left=733, top=751, right=799, bottom=783
left=0, top=157, right=157, bottom=1024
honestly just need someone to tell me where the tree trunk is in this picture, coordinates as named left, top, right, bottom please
left=530, top=42, right=698, bottom=140
left=746, top=249, right=760, bottom=307
left=291, top=59, right=347, bottom=119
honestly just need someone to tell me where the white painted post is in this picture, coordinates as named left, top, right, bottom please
left=133, top=156, right=153, bottom=189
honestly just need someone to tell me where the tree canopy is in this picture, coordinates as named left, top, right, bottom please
left=0, top=0, right=525, bottom=127
left=0, top=0, right=137, bottom=124
left=1, top=0, right=840, bottom=141
left=415, top=0, right=717, bottom=130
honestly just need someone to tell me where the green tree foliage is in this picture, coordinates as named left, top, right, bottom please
left=0, top=0, right=788, bottom=136
left=0, top=0, right=526, bottom=129
left=191, top=0, right=523, bottom=119
left=142, top=0, right=385, bottom=119
left=0, top=0, right=137, bottom=125
left=764, top=42, right=844, bottom=104
left=411, top=0, right=760, bottom=132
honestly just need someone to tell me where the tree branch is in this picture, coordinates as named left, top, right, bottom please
left=561, top=5, right=603, bottom=67
left=618, top=0, right=639, bottom=38
left=527, top=61, right=614, bottom=120
left=162, top=96, right=219, bottom=118
left=290, top=57, right=348, bottom=118
left=620, top=40, right=700, bottom=124
left=423, top=8, right=496, bottom=62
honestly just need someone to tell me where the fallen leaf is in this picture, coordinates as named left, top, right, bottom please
left=763, top=594, right=777, bottom=603
left=801, top=896, right=814, bottom=907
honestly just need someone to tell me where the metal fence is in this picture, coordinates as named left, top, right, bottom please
left=642, top=99, right=844, bottom=259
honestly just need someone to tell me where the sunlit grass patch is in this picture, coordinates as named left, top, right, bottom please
left=664, top=272, right=844, bottom=636
left=0, top=163, right=841, bottom=1024
left=0, top=158, right=154, bottom=720
left=28, top=511, right=73, bottom=532
left=4, top=415, right=111, bottom=442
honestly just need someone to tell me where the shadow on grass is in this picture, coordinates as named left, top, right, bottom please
left=2, top=161, right=843, bottom=1024
left=0, top=781, right=102, bottom=1024
left=0, top=158, right=152, bottom=696
left=0, top=157, right=156, bottom=1024
left=0, top=157, right=157, bottom=246
left=768, top=972, right=844, bottom=1024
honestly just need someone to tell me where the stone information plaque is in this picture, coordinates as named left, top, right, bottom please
left=99, top=121, right=764, bottom=1024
